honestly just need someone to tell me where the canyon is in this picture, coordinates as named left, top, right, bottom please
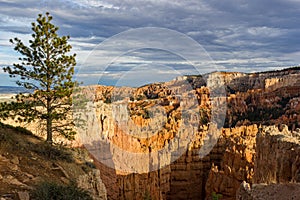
left=1, top=67, right=300, bottom=199
left=74, top=67, right=300, bottom=199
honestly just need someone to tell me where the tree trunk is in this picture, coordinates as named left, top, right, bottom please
left=46, top=117, right=52, bottom=143
left=46, top=95, right=52, bottom=144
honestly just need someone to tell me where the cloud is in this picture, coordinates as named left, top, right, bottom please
left=0, top=0, right=300, bottom=86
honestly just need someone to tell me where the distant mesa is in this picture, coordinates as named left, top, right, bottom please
left=0, top=86, right=31, bottom=94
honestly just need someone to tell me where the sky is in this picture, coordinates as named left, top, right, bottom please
left=0, top=0, right=300, bottom=87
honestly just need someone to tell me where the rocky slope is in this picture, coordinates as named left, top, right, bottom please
left=0, top=123, right=107, bottom=200
left=237, top=182, right=300, bottom=200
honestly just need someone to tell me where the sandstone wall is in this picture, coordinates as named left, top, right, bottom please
left=254, top=125, right=300, bottom=184
left=88, top=124, right=260, bottom=200
left=237, top=125, right=300, bottom=200
left=205, top=125, right=257, bottom=200
left=77, top=169, right=108, bottom=200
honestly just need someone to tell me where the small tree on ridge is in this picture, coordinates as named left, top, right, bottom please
left=1, top=12, right=78, bottom=143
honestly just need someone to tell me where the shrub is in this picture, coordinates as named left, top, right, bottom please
left=31, top=181, right=92, bottom=200
left=212, top=192, right=222, bottom=200
left=31, top=143, right=74, bottom=162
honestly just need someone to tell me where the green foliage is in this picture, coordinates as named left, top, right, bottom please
left=31, top=142, right=74, bottom=162
left=212, top=192, right=222, bottom=200
left=0, top=12, right=78, bottom=143
left=31, top=181, right=92, bottom=200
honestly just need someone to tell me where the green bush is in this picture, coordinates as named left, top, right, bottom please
left=212, top=192, right=222, bottom=200
left=31, top=181, right=92, bottom=200
left=31, top=143, right=74, bottom=162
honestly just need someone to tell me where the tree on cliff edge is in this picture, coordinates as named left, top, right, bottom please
left=0, top=13, right=78, bottom=143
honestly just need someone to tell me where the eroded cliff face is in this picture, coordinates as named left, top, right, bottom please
left=77, top=68, right=299, bottom=199
left=77, top=169, right=108, bottom=200
left=205, top=125, right=257, bottom=200
left=237, top=125, right=300, bottom=200
left=76, top=78, right=213, bottom=199
left=254, top=125, right=300, bottom=184
left=89, top=124, right=260, bottom=200
left=69, top=68, right=300, bottom=199
left=2, top=68, right=300, bottom=199
left=225, top=69, right=300, bottom=128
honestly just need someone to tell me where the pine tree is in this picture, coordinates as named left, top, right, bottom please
left=1, top=12, right=78, bottom=143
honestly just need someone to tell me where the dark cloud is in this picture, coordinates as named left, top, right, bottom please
left=0, top=0, right=300, bottom=86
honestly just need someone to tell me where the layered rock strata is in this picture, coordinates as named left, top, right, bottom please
left=2, top=67, right=300, bottom=199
